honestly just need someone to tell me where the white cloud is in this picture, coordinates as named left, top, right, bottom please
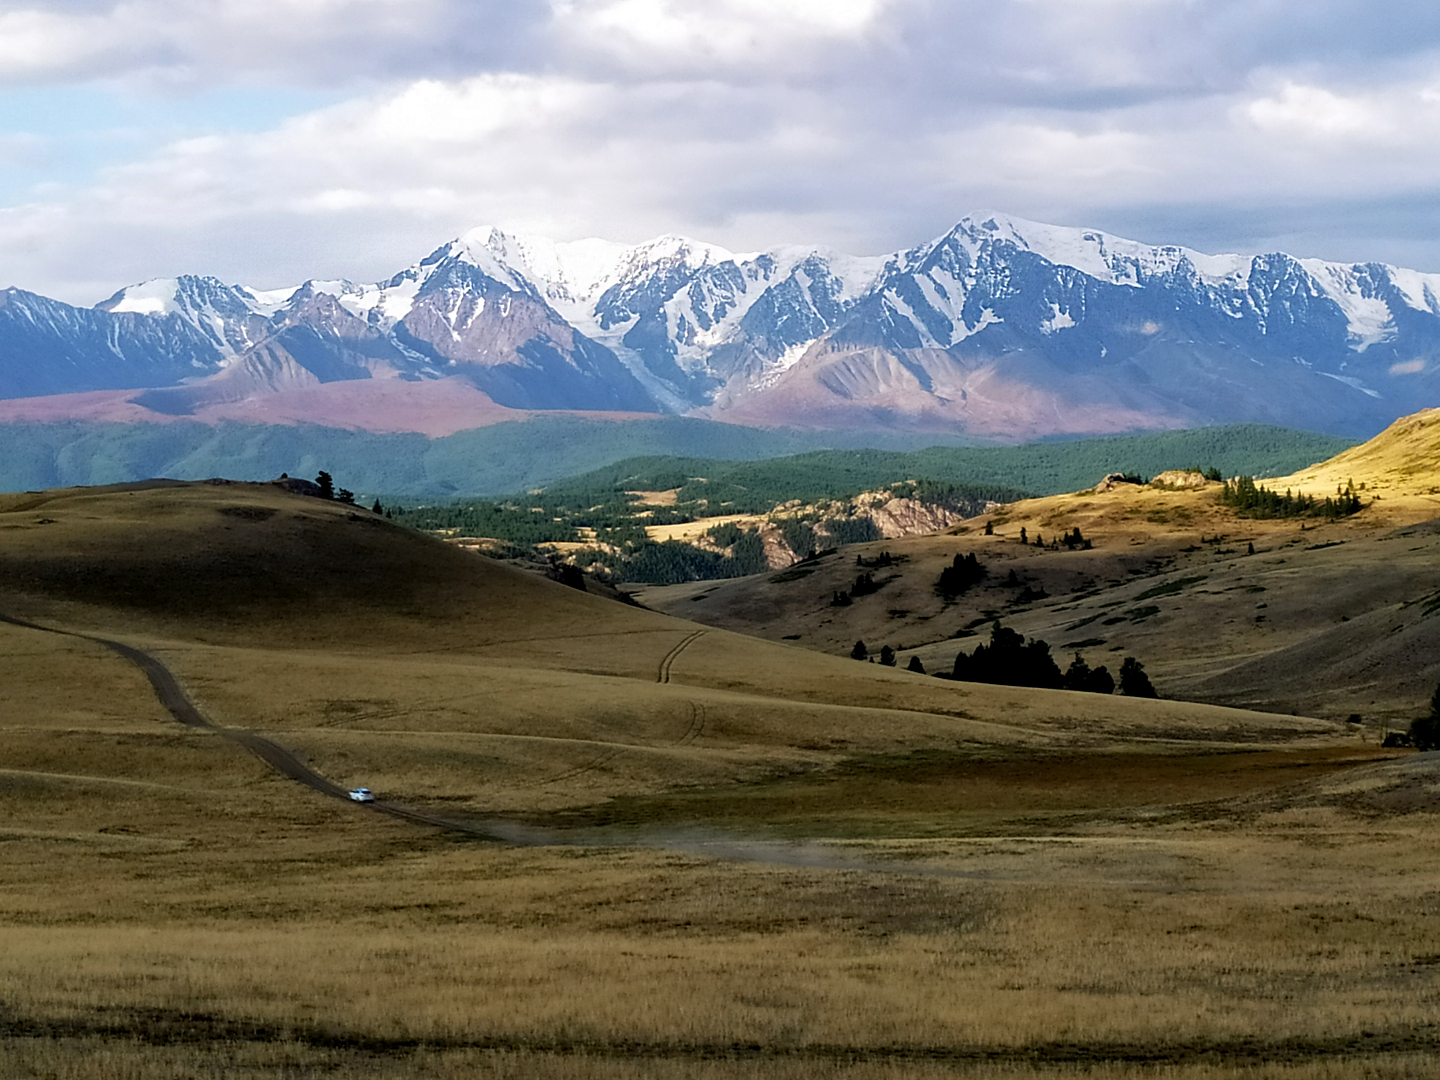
left=10, top=1, right=1440, bottom=300
left=0, top=10, right=118, bottom=79
left=555, top=0, right=889, bottom=63
left=1246, top=83, right=1395, bottom=141
left=0, top=1, right=544, bottom=86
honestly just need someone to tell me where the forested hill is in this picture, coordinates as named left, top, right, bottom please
left=0, top=419, right=1351, bottom=506
left=386, top=423, right=1355, bottom=586
left=537, top=425, right=1355, bottom=509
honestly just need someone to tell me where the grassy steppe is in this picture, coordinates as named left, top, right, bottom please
left=3, top=479, right=1439, bottom=1077
left=638, top=413, right=1440, bottom=726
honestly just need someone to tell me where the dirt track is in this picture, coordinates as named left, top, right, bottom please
left=0, top=612, right=533, bottom=841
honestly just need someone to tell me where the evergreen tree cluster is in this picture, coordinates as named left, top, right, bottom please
left=1062, top=653, right=1115, bottom=695
left=1409, top=683, right=1440, bottom=751
left=394, top=500, right=581, bottom=545
left=936, top=553, right=987, bottom=599
left=707, top=521, right=745, bottom=547
left=1218, top=476, right=1363, bottom=519
left=856, top=550, right=900, bottom=569
left=822, top=515, right=883, bottom=545
left=850, top=572, right=881, bottom=597
left=950, top=622, right=1157, bottom=697
left=621, top=532, right=770, bottom=584
left=780, top=519, right=817, bottom=559
left=952, top=623, right=1064, bottom=688
left=847, top=641, right=908, bottom=669
left=1117, top=657, right=1157, bottom=698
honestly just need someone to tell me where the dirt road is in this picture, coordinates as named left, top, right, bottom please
left=0, top=612, right=535, bottom=840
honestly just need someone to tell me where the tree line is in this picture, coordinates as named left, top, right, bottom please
left=852, top=620, right=1156, bottom=698
left=1217, top=476, right=1363, bottom=520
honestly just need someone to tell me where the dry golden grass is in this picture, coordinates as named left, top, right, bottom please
left=5, top=478, right=1440, bottom=1076
left=637, top=419, right=1440, bottom=725
left=1275, top=407, right=1440, bottom=508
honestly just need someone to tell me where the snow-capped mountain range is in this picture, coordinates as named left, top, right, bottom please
left=4, top=212, right=1440, bottom=439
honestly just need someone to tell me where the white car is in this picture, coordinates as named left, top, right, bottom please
left=348, top=787, right=375, bottom=803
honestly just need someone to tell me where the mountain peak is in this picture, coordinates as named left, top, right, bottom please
left=933, top=211, right=1254, bottom=288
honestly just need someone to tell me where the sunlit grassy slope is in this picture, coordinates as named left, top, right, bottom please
left=0, top=479, right=1341, bottom=815
left=7, top=475, right=1440, bottom=1078
left=637, top=408, right=1440, bottom=726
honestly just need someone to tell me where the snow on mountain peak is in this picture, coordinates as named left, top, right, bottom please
left=99, top=278, right=186, bottom=317
left=948, top=212, right=1253, bottom=288
left=461, top=225, right=634, bottom=306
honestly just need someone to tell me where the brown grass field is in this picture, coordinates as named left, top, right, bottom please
left=4, top=427, right=1440, bottom=1078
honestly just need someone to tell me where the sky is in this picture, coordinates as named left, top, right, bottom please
left=4, top=0, right=1440, bottom=303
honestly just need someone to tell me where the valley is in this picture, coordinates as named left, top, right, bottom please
left=636, top=413, right=1440, bottom=728
left=394, top=423, right=1352, bottom=584
left=5, top=413, right=1440, bottom=1077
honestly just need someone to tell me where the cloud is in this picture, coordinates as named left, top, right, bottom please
left=1246, top=83, right=1399, bottom=142
left=0, top=0, right=549, bottom=87
left=10, top=1, right=1440, bottom=301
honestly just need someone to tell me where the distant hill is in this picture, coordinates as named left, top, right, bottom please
left=0, top=416, right=944, bottom=499
left=1276, top=407, right=1440, bottom=505
left=0, top=416, right=1352, bottom=506
left=538, top=425, right=1355, bottom=508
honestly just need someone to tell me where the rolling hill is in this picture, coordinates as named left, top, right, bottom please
left=634, top=409, right=1440, bottom=726
left=6, top=474, right=1440, bottom=1077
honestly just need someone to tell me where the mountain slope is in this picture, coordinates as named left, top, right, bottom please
left=634, top=407, right=1440, bottom=724
left=4, top=213, right=1440, bottom=438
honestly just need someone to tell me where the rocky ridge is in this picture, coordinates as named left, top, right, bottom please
left=6, top=214, right=1440, bottom=439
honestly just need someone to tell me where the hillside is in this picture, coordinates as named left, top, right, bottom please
left=635, top=411, right=1440, bottom=725
left=11, top=477, right=1440, bottom=1077
left=385, top=424, right=1352, bottom=584
left=0, top=479, right=1320, bottom=762
left=1275, top=407, right=1440, bottom=505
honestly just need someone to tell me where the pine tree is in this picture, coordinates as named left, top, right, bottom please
left=851, top=640, right=868, bottom=661
left=879, top=645, right=896, bottom=667
left=315, top=471, right=334, bottom=500
left=952, top=622, right=1063, bottom=689
left=906, top=655, right=926, bottom=674
left=1063, top=653, right=1092, bottom=691
left=1408, top=682, right=1440, bottom=751
left=1118, top=657, right=1158, bottom=698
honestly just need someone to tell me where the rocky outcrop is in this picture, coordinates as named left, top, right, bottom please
left=1151, top=469, right=1215, bottom=490
left=1094, top=473, right=1145, bottom=493
left=856, top=493, right=984, bottom=539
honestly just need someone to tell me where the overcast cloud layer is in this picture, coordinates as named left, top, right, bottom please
left=5, top=0, right=1440, bottom=303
